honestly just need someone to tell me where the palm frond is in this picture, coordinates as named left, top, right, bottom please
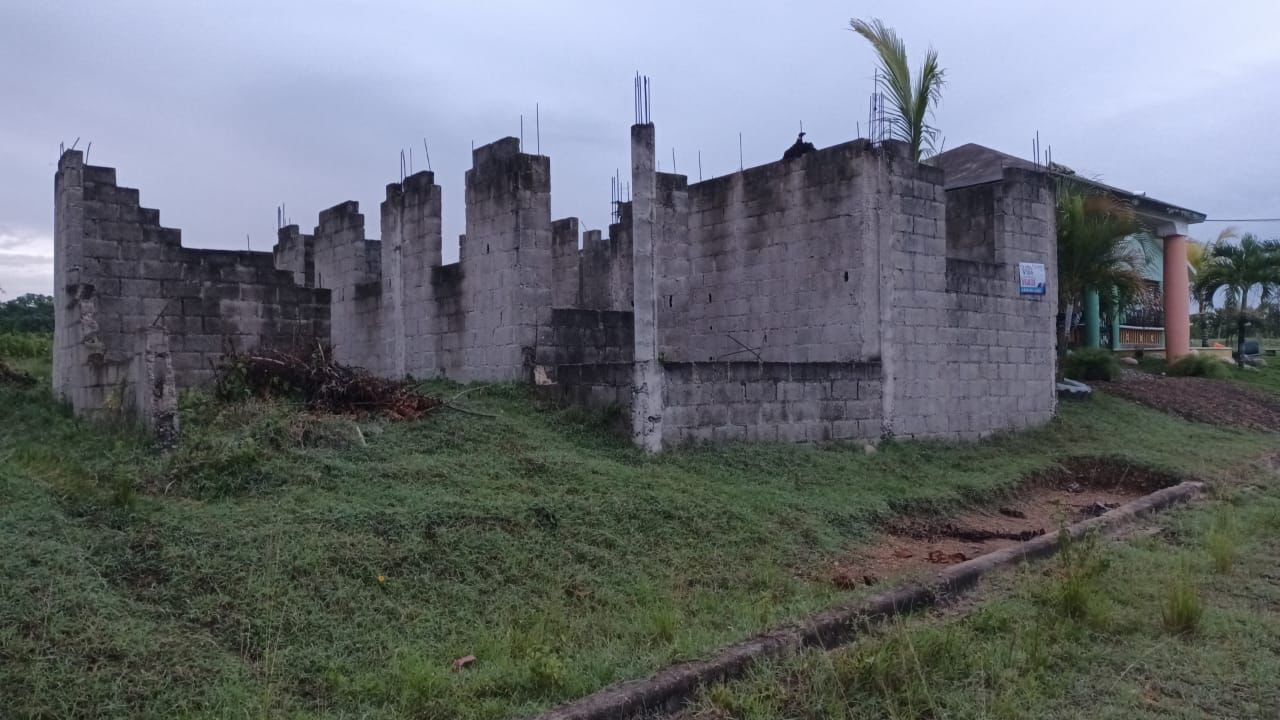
left=850, top=17, right=945, bottom=161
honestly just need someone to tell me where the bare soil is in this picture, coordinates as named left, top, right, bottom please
left=828, top=457, right=1183, bottom=587
left=1102, top=369, right=1280, bottom=432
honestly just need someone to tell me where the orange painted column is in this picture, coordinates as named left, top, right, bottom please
left=1162, top=233, right=1191, bottom=360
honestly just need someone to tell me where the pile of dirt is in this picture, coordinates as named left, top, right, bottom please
left=1104, top=369, right=1280, bottom=431
left=0, top=358, right=36, bottom=388
left=828, top=457, right=1183, bottom=588
left=214, top=348, right=442, bottom=420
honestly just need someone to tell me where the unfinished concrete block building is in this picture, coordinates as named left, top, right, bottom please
left=54, top=115, right=1058, bottom=451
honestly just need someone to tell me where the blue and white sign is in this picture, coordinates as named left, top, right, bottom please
left=1018, top=262, right=1046, bottom=296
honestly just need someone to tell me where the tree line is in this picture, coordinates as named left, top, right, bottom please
left=0, top=293, right=54, bottom=334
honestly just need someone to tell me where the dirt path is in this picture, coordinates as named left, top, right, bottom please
left=828, top=457, right=1183, bottom=587
left=1101, top=369, right=1280, bottom=432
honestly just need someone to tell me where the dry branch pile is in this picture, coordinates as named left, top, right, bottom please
left=214, top=348, right=442, bottom=420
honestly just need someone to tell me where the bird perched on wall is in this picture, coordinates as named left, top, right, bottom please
left=782, top=132, right=816, bottom=161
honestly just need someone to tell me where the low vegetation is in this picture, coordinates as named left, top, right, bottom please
left=1167, top=353, right=1231, bottom=379
left=1, top=357, right=1274, bottom=718
left=683, top=478, right=1280, bottom=719
left=0, top=331, right=52, bottom=359
left=1061, top=347, right=1121, bottom=381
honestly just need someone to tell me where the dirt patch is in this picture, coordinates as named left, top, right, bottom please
left=829, top=457, right=1183, bottom=587
left=1102, top=369, right=1280, bottom=431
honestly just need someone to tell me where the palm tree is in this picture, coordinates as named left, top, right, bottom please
left=1194, top=234, right=1280, bottom=364
left=1187, top=227, right=1237, bottom=347
left=849, top=18, right=946, bottom=161
left=1055, top=188, right=1146, bottom=354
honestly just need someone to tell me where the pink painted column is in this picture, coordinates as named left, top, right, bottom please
left=1162, top=233, right=1191, bottom=360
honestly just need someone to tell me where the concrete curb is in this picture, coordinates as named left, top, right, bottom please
left=528, top=480, right=1205, bottom=720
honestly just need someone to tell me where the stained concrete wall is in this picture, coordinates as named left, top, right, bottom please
left=535, top=308, right=635, bottom=411
left=551, top=218, right=580, bottom=308
left=273, top=139, right=556, bottom=383
left=661, top=361, right=882, bottom=444
left=53, top=150, right=331, bottom=420
left=656, top=141, right=881, bottom=364
left=578, top=205, right=633, bottom=312
left=56, top=121, right=1056, bottom=451
left=380, top=170, right=443, bottom=378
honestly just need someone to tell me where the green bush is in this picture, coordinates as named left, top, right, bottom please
left=0, top=332, right=52, bottom=359
left=1062, top=348, right=1121, bottom=382
left=1167, top=353, right=1230, bottom=379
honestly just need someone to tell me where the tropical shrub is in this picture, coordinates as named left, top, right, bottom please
left=1166, top=354, right=1230, bottom=379
left=1062, top=348, right=1121, bottom=382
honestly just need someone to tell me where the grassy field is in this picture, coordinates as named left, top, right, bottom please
left=681, top=468, right=1280, bottom=720
left=0, top=355, right=1275, bottom=719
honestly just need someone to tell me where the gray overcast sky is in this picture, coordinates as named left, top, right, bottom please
left=3, top=0, right=1279, bottom=298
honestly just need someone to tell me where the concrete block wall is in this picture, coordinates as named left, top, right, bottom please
left=310, top=201, right=385, bottom=371
left=656, top=140, right=882, bottom=364
left=273, top=225, right=314, bottom=287
left=287, top=138, right=557, bottom=384
left=535, top=308, right=635, bottom=367
left=534, top=308, right=635, bottom=412
left=874, top=147, right=952, bottom=438
left=380, top=170, right=443, bottom=378
left=457, top=137, right=553, bottom=381
left=578, top=205, right=633, bottom=312
left=55, top=120, right=1056, bottom=452
left=882, top=164, right=1057, bottom=440
left=429, top=263, right=467, bottom=373
left=551, top=218, right=580, bottom=308
left=53, top=150, right=331, bottom=420
left=938, top=168, right=1057, bottom=438
left=660, top=361, right=882, bottom=445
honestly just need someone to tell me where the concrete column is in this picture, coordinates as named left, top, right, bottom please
left=1110, top=288, right=1122, bottom=350
left=135, top=326, right=178, bottom=448
left=1160, top=230, right=1191, bottom=360
left=630, top=123, right=664, bottom=453
left=1083, top=288, right=1101, bottom=348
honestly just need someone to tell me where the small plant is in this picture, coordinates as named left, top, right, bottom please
left=1062, top=348, right=1121, bottom=382
left=1167, top=353, right=1230, bottom=379
left=1053, top=527, right=1110, bottom=621
left=1162, top=578, right=1204, bottom=635
left=647, top=605, right=680, bottom=645
left=526, top=645, right=567, bottom=695
left=1206, top=509, right=1238, bottom=574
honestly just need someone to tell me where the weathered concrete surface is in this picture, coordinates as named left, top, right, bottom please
left=133, top=325, right=178, bottom=447
left=53, top=150, right=330, bottom=424
left=55, top=114, right=1056, bottom=451
left=629, top=123, right=665, bottom=453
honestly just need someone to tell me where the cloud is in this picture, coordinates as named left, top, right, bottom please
left=0, top=228, right=54, bottom=296
left=2, top=0, right=1280, bottom=278
left=0, top=253, right=53, bottom=267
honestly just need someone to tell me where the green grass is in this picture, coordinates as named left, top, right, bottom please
left=0, top=331, right=52, bottom=359
left=0, top=360, right=1274, bottom=719
left=683, top=477, right=1280, bottom=720
left=1230, top=359, right=1280, bottom=397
